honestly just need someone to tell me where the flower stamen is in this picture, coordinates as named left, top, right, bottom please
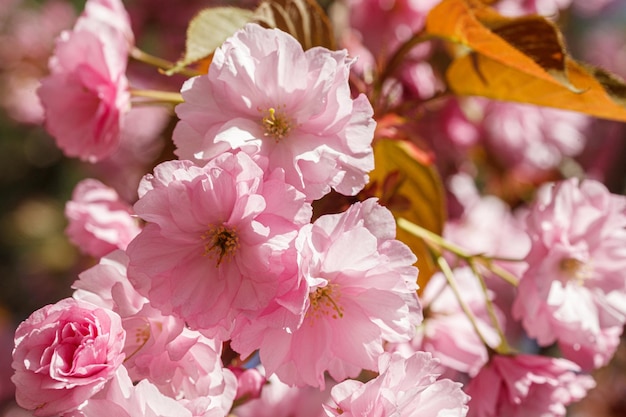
left=559, top=257, right=592, bottom=284
left=309, top=283, right=344, bottom=320
left=261, top=106, right=293, bottom=142
left=202, top=224, right=240, bottom=266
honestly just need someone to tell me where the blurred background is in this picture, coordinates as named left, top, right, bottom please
left=0, top=0, right=625, bottom=415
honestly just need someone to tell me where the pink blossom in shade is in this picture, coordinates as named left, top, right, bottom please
left=64, top=367, right=193, bottom=417
left=512, top=178, right=626, bottom=370
left=392, top=267, right=505, bottom=377
left=344, top=0, right=439, bottom=61
left=324, top=352, right=469, bottom=417
left=72, top=251, right=238, bottom=417
left=79, top=0, right=134, bottom=47
left=11, top=298, right=126, bottom=417
left=494, top=0, right=573, bottom=17
left=38, top=6, right=131, bottom=162
left=481, top=100, right=590, bottom=176
left=466, top=354, right=595, bottom=417
left=126, top=151, right=312, bottom=339
left=65, top=179, right=141, bottom=258
left=173, top=23, right=375, bottom=201
left=230, top=367, right=266, bottom=402
left=231, top=198, right=422, bottom=388
left=234, top=372, right=333, bottom=417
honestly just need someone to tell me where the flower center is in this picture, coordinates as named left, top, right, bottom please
left=559, top=257, right=591, bottom=284
left=308, top=283, right=344, bottom=321
left=202, top=225, right=240, bottom=266
left=261, top=106, right=293, bottom=142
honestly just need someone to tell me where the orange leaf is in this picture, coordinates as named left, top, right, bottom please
left=368, top=139, right=447, bottom=290
left=426, top=0, right=626, bottom=121
left=447, top=53, right=626, bottom=122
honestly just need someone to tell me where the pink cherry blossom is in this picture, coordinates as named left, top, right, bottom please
left=11, top=298, right=126, bottom=416
left=466, top=354, right=595, bottom=417
left=38, top=0, right=132, bottom=162
left=324, top=352, right=469, bottom=417
left=126, top=152, right=312, bottom=339
left=513, top=178, right=626, bottom=369
left=173, top=23, right=375, bottom=201
left=231, top=198, right=421, bottom=388
left=65, top=367, right=193, bottom=417
left=230, top=367, right=265, bottom=402
left=72, top=250, right=238, bottom=417
left=65, top=179, right=141, bottom=258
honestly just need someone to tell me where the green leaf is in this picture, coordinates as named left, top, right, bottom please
left=164, top=7, right=254, bottom=76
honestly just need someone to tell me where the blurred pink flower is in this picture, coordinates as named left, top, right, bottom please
left=72, top=250, right=238, bottom=417
left=65, top=367, right=193, bottom=417
left=513, top=178, right=626, bottom=370
left=466, top=354, right=595, bottom=417
left=344, top=0, right=439, bottom=61
left=231, top=199, right=421, bottom=388
left=481, top=100, right=590, bottom=176
left=11, top=298, right=126, bottom=416
left=38, top=0, right=132, bottom=162
left=324, top=351, right=469, bottom=417
left=126, top=152, right=311, bottom=339
left=495, top=0, right=573, bottom=17
left=173, top=23, right=375, bottom=201
left=65, top=179, right=141, bottom=258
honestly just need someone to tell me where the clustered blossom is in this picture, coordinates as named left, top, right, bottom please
left=11, top=0, right=626, bottom=415
left=65, top=178, right=141, bottom=258
left=173, top=23, right=375, bottom=201
left=513, top=178, right=626, bottom=370
left=38, top=0, right=132, bottom=162
left=126, top=152, right=312, bottom=339
left=324, top=352, right=469, bottom=417
left=231, top=199, right=422, bottom=388
left=466, top=354, right=595, bottom=417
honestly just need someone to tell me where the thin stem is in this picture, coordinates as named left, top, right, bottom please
left=468, top=261, right=513, bottom=354
left=378, top=31, right=434, bottom=87
left=130, top=89, right=184, bottom=104
left=397, top=217, right=520, bottom=286
left=130, top=47, right=202, bottom=78
left=437, top=255, right=492, bottom=348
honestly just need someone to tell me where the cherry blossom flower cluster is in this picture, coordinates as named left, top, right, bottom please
left=7, top=0, right=626, bottom=416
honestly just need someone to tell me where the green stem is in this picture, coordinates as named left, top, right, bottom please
left=396, top=217, right=520, bottom=286
left=468, top=261, right=513, bottom=354
left=130, top=47, right=202, bottom=78
left=130, top=89, right=184, bottom=104
left=437, top=255, right=492, bottom=348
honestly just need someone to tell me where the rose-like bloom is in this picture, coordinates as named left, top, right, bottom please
left=38, top=0, right=132, bottom=162
left=466, top=354, right=595, bottom=417
left=126, top=152, right=312, bottom=339
left=66, top=367, right=193, bottom=417
left=11, top=298, right=126, bottom=416
left=324, top=352, right=469, bottom=417
left=73, top=250, right=237, bottom=417
left=65, top=179, right=141, bottom=258
left=513, top=178, right=626, bottom=369
left=231, top=198, right=422, bottom=388
left=173, top=23, right=375, bottom=201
